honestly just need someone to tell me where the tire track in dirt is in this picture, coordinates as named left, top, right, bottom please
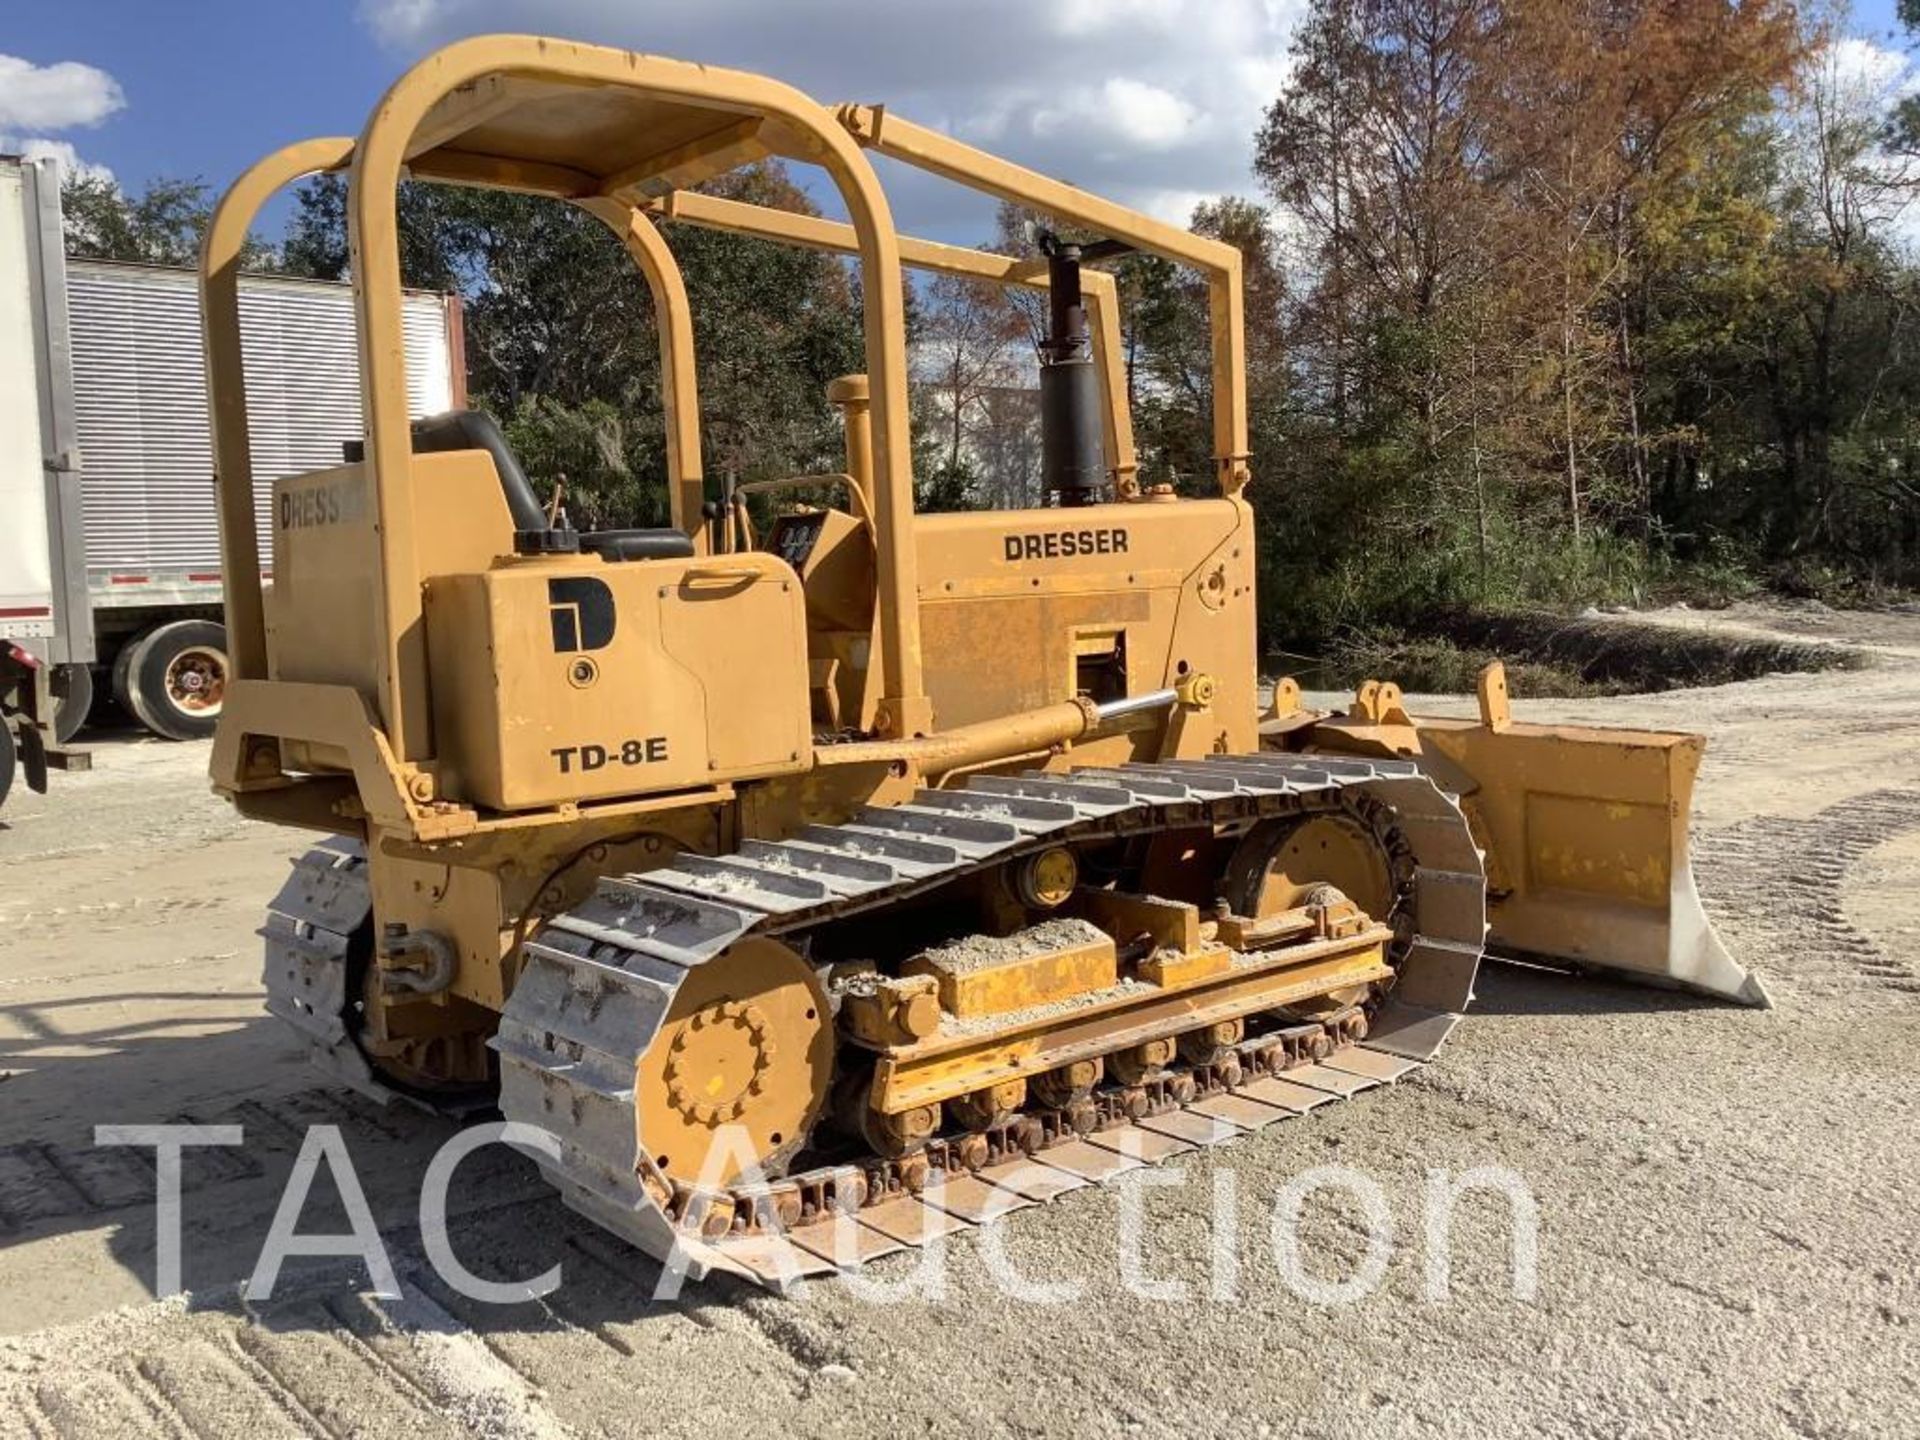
left=0, top=1087, right=486, bottom=1239
left=10, top=1282, right=580, bottom=1440
left=1696, top=788, right=1920, bottom=996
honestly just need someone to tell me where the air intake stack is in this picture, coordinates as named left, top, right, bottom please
left=1037, top=232, right=1105, bottom=507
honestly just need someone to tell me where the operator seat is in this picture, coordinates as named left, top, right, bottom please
left=344, top=410, right=696, bottom=562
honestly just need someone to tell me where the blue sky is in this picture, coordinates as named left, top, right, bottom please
left=2, top=0, right=1915, bottom=246
left=3, top=1, right=393, bottom=232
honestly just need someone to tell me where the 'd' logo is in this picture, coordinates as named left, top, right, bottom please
left=548, top=577, right=616, bottom=652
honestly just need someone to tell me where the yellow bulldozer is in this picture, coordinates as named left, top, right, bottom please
left=199, top=36, right=1762, bottom=1287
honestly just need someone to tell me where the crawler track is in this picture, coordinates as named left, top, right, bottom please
left=264, top=751, right=1487, bottom=1291
left=494, top=752, right=1486, bottom=1287
left=261, top=836, right=393, bottom=1102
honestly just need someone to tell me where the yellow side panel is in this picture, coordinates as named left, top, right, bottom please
left=268, top=451, right=515, bottom=776
left=658, top=564, right=812, bottom=775
left=912, top=499, right=1258, bottom=750
left=1523, top=792, right=1671, bottom=905
left=919, top=592, right=1153, bottom=725
left=425, top=552, right=810, bottom=811
left=267, top=461, right=379, bottom=694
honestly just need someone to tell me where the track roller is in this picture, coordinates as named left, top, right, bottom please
left=861, top=1101, right=941, bottom=1158
left=1031, top=1057, right=1103, bottom=1108
left=947, top=1078, right=1027, bottom=1130
left=1177, top=1018, right=1245, bottom=1066
left=1108, top=1037, right=1176, bottom=1086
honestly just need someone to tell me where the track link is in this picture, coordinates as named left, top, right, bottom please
left=491, top=751, right=1487, bottom=1290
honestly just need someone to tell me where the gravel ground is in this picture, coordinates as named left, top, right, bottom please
left=0, top=602, right=1914, bottom=1439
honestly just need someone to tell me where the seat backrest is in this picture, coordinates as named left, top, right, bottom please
left=403, top=410, right=547, bottom=532
left=344, top=409, right=545, bottom=532
left=346, top=410, right=694, bottom=561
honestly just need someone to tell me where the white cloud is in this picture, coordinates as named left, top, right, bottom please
left=1787, top=34, right=1920, bottom=256
left=0, top=55, right=124, bottom=132
left=0, top=137, right=115, bottom=185
left=1053, top=0, right=1179, bottom=38
left=352, top=0, right=1306, bottom=240
left=0, top=54, right=124, bottom=185
left=356, top=0, right=452, bottom=48
left=1033, top=78, right=1200, bottom=152
left=1134, top=186, right=1219, bottom=227
left=1825, top=35, right=1919, bottom=100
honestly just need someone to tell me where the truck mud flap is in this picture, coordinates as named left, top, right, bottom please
left=17, top=721, right=48, bottom=795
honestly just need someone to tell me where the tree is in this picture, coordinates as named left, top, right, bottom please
left=1484, top=0, right=1798, bottom=540
left=62, top=173, right=273, bottom=269
left=1259, top=0, right=1495, bottom=453
left=1112, top=198, right=1287, bottom=494
left=280, top=161, right=864, bottom=530
left=1748, top=7, right=1919, bottom=568
left=1250, top=0, right=1831, bottom=636
left=1255, top=0, right=1516, bottom=634
left=914, top=269, right=1027, bottom=509
left=279, top=172, right=469, bottom=293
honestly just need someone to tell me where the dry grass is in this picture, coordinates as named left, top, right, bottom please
left=1274, top=607, right=1868, bottom=697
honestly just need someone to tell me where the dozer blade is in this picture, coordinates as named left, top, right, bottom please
left=1409, top=715, right=1765, bottom=1006
left=1293, top=665, right=1766, bottom=1008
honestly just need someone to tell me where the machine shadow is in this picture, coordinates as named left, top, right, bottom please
left=227, top=1198, right=752, bottom=1343
left=1, top=995, right=745, bottom=1335
left=1469, top=954, right=1733, bottom=1019
left=0, top=993, right=297, bottom=1145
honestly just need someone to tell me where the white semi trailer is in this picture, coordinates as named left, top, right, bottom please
left=0, top=156, right=461, bottom=808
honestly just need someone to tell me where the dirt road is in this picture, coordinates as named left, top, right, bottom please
left=1, top=603, right=1915, bottom=1439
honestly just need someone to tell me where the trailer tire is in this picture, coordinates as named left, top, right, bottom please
left=0, top=720, right=15, bottom=811
left=50, top=663, right=93, bottom=745
left=122, top=621, right=228, bottom=741
left=110, top=639, right=138, bottom=720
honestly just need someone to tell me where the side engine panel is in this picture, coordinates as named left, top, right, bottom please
left=423, top=549, right=812, bottom=811
left=914, top=497, right=1258, bottom=752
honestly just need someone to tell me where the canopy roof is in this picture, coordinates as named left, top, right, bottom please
left=402, top=75, right=784, bottom=200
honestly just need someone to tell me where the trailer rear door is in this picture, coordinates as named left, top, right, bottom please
left=0, top=161, right=54, bottom=645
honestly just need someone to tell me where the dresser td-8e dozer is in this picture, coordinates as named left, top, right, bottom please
left=200, top=36, right=1762, bottom=1288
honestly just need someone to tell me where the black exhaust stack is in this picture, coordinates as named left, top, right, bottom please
left=1037, top=231, right=1105, bottom=507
